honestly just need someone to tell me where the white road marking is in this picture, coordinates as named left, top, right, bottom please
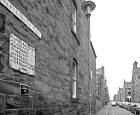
left=106, top=106, right=109, bottom=115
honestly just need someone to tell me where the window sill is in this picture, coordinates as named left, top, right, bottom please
left=71, top=97, right=79, bottom=104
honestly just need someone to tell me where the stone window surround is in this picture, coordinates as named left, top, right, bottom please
left=71, top=0, right=77, bottom=34
left=72, top=58, right=78, bottom=99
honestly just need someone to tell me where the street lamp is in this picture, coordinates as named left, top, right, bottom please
left=81, top=1, right=96, bottom=115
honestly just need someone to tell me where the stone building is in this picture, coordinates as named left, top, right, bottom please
left=90, top=41, right=97, bottom=114
left=113, top=94, right=118, bottom=102
left=96, top=67, right=109, bottom=111
left=123, top=80, right=131, bottom=102
left=0, top=0, right=97, bottom=115
left=116, top=80, right=131, bottom=102
left=104, top=79, right=110, bottom=105
left=118, top=87, right=124, bottom=102
left=131, top=61, right=140, bottom=103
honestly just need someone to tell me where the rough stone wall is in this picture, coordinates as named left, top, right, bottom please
left=134, top=80, right=140, bottom=103
left=131, top=64, right=140, bottom=103
left=95, top=99, right=103, bottom=112
left=102, top=80, right=107, bottom=105
left=95, top=67, right=109, bottom=111
left=0, top=0, right=96, bottom=115
left=131, top=61, right=138, bottom=102
left=90, top=43, right=96, bottom=114
left=123, top=81, right=131, bottom=102
left=100, top=67, right=106, bottom=106
left=118, top=88, right=124, bottom=102
left=95, top=68, right=104, bottom=111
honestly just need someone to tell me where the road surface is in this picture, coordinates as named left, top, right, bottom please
left=95, top=105, right=135, bottom=115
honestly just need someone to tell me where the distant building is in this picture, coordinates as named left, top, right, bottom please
left=116, top=80, right=131, bottom=102
left=123, top=80, right=131, bottom=102
left=131, top=61, right=140, bottom=103
left=118, top=87, right=124, bottom=102
left=90, top=41, right=97, bottom=114
left=104, top=79, right=110, bottom=105
left=96, top=67, right=109, bottom=111
left=113, top=94, right=119, bottom=102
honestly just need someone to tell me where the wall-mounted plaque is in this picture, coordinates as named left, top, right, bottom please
left=9, top=34, right=35, bottom=75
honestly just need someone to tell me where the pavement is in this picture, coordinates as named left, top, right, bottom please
left=94, top=105, right=135, bottom=115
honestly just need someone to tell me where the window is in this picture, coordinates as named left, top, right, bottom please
left=0, top=53, right=4, bottom=73
left=72, top=10, right=76, bottom=33
left=91, top=70, right=92, bottom=79
left=0, top=12, right=6, bottom=33
left=71, top=0, right=77, bottom=33
left=72, top=58, right=78, bottom=98
left=128, top=91, right=131, bottom=95
left=128, top=89, right=131, bottom=95
left=138, top=76, right=140, bottom=79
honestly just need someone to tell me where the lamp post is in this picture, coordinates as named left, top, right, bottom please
left=81, top=1, right=96, bottom=115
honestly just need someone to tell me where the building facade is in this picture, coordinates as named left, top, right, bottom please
left=96, top=67, right=109, bottom=111
left=113, top=94, right=119, bottom=102
left=123, top=80, right=131, bottom=102
left=0, top=0, right=98, bottom=115
left=131, top=61, right=140, bottom=103
left=118, top=87, right=124, bottom=102
left=90, top=42, right=97, bottom=114
left=116, top=80, right=131, bottom=102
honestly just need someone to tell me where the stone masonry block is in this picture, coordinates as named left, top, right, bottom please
left=6, top=95, right=32, bottom=109
left=33, top=100, right=44, bottom=108
left=0, top=93, right=5, bottom=112
left=0, top=80, right=20, bottom=95
left=17, top=109, right=35, bottom=115
left=6, top=109, right=17, bottom=115
left=0, top=35, right=9, bottom=55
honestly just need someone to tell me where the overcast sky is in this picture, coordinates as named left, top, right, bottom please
left=90, top=0, right=140, bottom=100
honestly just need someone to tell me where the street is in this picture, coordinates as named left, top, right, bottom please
left=95, top=105, right=135, bottom=115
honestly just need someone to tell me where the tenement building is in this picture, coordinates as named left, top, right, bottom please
left=96, top=67, right=109, bottom=111
left=113, top=94, right=119, bottom=102
left=0, top=0, right=98, bottom=115
left=123, top=80, right=131, bottom=102
left=116, top=80, right=131, bottom=102
left=131, top=61, right=140, bottom=103
left=118, top=87, right=124, bottom=102
left=90, top=41, right=97, bottom=114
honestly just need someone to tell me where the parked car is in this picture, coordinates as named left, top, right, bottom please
left=117, top=102, right=124, bottom=108
left=111, top=101, right=116, bottom=107
left=131, top=103, right=140, bottom=115
left=125, top=103, right=132, bottom=111
left=118, top=103, right=123, bottom=108
left=118, top=102, right=124, bottom=108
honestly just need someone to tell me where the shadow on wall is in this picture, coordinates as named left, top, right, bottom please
left=96, top=99, right=103, bottom=112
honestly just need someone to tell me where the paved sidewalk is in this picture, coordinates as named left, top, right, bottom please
left=95, top=106, right=109, bottom=115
